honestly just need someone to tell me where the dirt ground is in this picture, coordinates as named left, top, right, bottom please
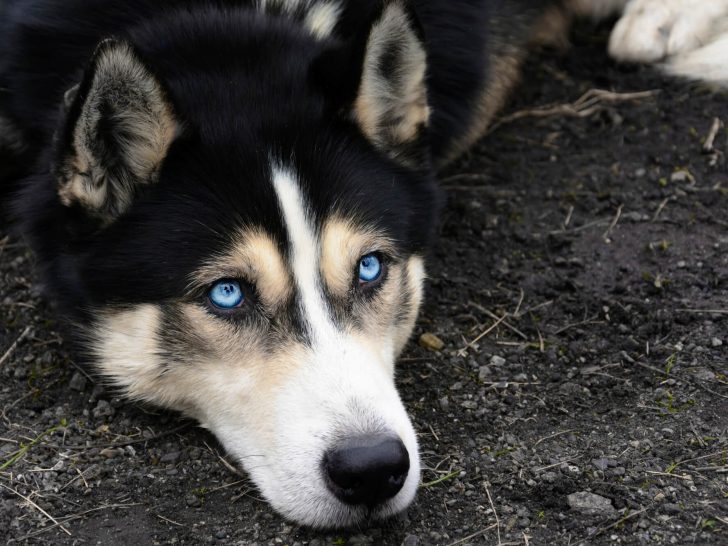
left=1, top=25, right=728, bottom=546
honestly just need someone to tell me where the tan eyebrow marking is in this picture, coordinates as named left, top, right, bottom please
left=191, top=228, right=292, bottom=310
left=320, top=217, right=395, bottom=296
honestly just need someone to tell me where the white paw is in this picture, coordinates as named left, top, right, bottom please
left=608, top=0, right=728, bottom=63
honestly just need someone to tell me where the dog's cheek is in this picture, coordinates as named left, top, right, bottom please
left=392, top=255, right=426, bottom=356
left=354, top=255, right=426, bottom=365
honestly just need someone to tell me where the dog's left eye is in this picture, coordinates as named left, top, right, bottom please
left=358, top=253, right=383, bottom=284
left=208, top=280, right=245, bottom=309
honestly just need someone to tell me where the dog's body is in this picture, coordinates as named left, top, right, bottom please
left=1, top=0, right=726, bottom=529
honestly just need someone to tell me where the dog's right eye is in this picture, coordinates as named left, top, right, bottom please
left=208, top=280, right=245, bottom=309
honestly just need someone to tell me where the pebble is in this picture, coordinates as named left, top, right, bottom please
left=711, top=337, right=723, bottom=347
left=439, top=396, right=449, bottom=410
left=99, top=447, right=123, bottom=459
left=419, top=332, right=445, bottom=351
left=490, top=355, right=506, bottom=366
left=670, top=170, right=693, bottom=183
left=402, top=535, right=419, bottom=546
left=662, top=503, right=681, bottom=514
left=185, top=494, right=201, bottom=508
left=592, top=458, right=610, bottom=471
left=478, top=366, right=492, bottom=380
left=567, top=491, right=616, bottom=516
left=92, top=400, right=114, bottom=419
left=69, top=372, right=87, bottom=392
left=160, top=451, right=181, bottom=464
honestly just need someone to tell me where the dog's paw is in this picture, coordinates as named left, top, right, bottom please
left=608, top=0, right=728, bottom=63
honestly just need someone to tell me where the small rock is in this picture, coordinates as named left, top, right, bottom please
left=186, top=494, right=201, bottom=508
left=439, top=396, right=449, bottom=411
left=654, top=492, right=666, bottom=502
left=99, top=447, right=122, bottom=459
left=402, top=535, right=419, bottom=546
left=478, top=366, right=492, bottom=380
left=490, top=355, right=506, bottom=366
left=419, top=332, right=444, bottom=351
left=711, top=337, right=723, bottom=347
left=567, top=491, right=616, bottom=516
left=69, top=372, right=87, bottom=392
left=670, top=170, right=694, bottom=184
left=92, top=400, right=114, bottom=419
left=592, top=458, right=610, bottom=471
left=693, top=368, right=716, bottom=381
left=460, top=400, right=478, bottom=410
left=160, top=451, right=180, bottom=464
left=215, top=530, right=227, bottom=539
left=662, top=503, right=681, bottom=514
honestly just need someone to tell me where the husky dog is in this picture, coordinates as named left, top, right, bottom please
left=1, top=0, right=726, bottom=529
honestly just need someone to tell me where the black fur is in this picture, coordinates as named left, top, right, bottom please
left=0, top=0, right=456, bottom=317
left=0, top=0, right=563, bottom=319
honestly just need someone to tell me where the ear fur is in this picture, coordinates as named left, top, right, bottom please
left=56, top=39, right=178, bottom=220
left=353, top=1, right=430, bottom=165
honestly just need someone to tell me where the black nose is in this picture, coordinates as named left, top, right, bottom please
left=323, top=434, right=410, bottom=506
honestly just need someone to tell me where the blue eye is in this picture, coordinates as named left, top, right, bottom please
left=358, top=253, right=382, bottom=284
left=208, top=280, right=244, bottom=309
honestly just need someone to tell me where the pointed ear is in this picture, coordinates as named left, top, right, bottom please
left=55, top=39, right=179, bottom=220
left=353, top=1, right=430, bottom=165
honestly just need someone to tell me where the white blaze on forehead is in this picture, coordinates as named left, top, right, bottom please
left=271, top=165, right=337, bottom=345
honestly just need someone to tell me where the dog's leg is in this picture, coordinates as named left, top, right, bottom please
left=607, top=0, right=728, bottom=85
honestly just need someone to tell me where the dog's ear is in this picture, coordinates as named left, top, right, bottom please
left=55, top=39, right=178, bottom=220
left=354, top=1, right=429, bottom=164
left=313, top=1, right=430, bottom=165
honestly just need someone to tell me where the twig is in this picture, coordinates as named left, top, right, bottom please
left=11, top=503, right=140, bottom=541
left=534, top=429, right=575, bottom=447
left=603, top=204, right=623, bottom=241
left=484, top=481, right=502, bottom=546
left=514, top=288, right=525, bottom=317
left=0, top=483, right=71, bottom=536
left=563, top=205, right=574, bottom=229
left=590, top=508, right=649, bottom=538
left=473, top=305, right=528, bottom=340
left=445, top=524, right=498, bottom=546
left=676, top=308, right=728, bottom=315
left=45, top=423, right=192, bottom=451
left=156, top=514, right=184, bottom=526
left=487, top=89, right=659, bottom=135
left=534, top=455, right=581, bottom=473
left=552, top=317, right=603, bottom=335
left=703, top=117, right=723, bottom=153
left=644, top=470, right=692, bottom=480
left=458, top=314, right=508, bottom=357
left=652, top=197, right=671, bottom=223
left=420, top=469, right=460, bottom=488
left=0, top=326, right=32, bottom=368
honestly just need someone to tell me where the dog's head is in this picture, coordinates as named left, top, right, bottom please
left=35, top=1, right=440, bottom=528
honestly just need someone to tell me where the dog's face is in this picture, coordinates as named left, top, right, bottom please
left=40, top=3, right=439, bottom=528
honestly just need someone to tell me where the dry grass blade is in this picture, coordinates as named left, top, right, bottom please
left=457, top=314, right=508, bottom=357
left=484, top=480, right=502, bottom=546
left=445, top=524, right=498, bottom=546
left=0, top=483, right=71, bottom=536
left=0, top=326, right=32, bottom=368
